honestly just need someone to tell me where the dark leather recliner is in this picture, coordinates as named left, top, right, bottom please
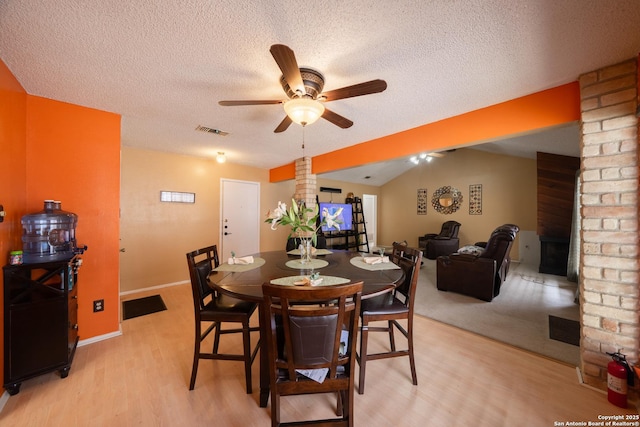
left=418, top=221, right=461, bottom=260
left=436, top=224, right=519, bottom=302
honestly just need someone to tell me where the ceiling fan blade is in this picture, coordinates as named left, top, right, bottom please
left=274, top=115, right=293, bottom=133
left=218, top=100, right=282, bottom=106
left=320, top=79, right=387, bottom=102
left=270, top=44, right=305, bottom=96
left=322, top=108, right=353, bottom=129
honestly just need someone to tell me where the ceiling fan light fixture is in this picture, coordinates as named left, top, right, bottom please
left=283, top=98, right=325, bottom=126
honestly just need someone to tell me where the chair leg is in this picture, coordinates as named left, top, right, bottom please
left=271, top=391, right=280, bottom=427
left=407, top=317, right=417, bottom=385
left=357, top=318, right=369, bottom=394
left=388, top=320, right=396, bottom=351
left=189, top=321, right=202, bottom=390
left=243, top=320, right=253, bottom=394
left=213, top=322, right=221, bottom=353
left=345, top=389, right=354, bottom=427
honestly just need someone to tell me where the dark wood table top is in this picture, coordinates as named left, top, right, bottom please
left=208, top=250, right=403, bottom=301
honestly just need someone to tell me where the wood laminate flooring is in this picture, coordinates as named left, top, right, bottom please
left=1, top=283, right=636, bottom=426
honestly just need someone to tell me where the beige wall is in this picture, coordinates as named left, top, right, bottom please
left=120, top=147, right=294, bottom=293
left=121, top=146, right=536, bottom=293
left=316, top=178, right=381, bottom=204
left=378, top=148, right=538, bottom=260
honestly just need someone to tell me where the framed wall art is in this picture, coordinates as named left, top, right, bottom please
left=417, top=188, right=428, bottom=215
left=469, top=184, right=482, bottom=215
left=432, top=186, right=463, bottom=214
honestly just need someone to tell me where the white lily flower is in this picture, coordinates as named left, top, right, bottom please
left=323, top=207, right=343, bottom=231
left=268, top=201, right=287, bottom=230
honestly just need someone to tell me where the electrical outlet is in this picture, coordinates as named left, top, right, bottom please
left=93, top=299, right=104, bottom=312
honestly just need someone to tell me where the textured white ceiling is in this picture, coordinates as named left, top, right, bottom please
left=1, top=1, right=639, bottom=182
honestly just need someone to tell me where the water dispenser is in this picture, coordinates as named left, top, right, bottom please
left=21, top=200, right=85, bottom=263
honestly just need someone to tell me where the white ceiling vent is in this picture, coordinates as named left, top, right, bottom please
left=195, top=125, right=229, bottom=136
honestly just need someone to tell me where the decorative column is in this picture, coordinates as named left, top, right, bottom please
left=579, top=57, right=639, bottom=394
left=294, top=156, right=317, bottom=208
left=293, top=156, right=317, bottom=240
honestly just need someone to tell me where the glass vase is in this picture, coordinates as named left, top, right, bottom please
left=299, top=239, right=312, bottom=264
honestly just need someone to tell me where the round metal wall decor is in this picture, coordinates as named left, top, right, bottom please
left=431, top=186, right=463, bottom=214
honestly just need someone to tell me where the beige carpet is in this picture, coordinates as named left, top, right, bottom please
left=413, top=259, right=580, bottom=366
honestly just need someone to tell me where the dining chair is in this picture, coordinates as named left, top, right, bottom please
left=356, top=242, right=422, bottom=394
left=262, top=281, right=363, bottom=427
left=186, top=245, right=260, bottom=393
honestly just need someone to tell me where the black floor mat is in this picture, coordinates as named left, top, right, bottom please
left=123, top=295, right=167, bottom=320
left=549, top=315, right=580, bottom=346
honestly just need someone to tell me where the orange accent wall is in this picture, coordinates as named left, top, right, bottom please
left=0, top=58, right=27, bottom=394
left=0, top=61, right=121, bottom=392
left=269, top=162, right=296, bottom=182
left=26, top=96, right=121, bottom=339
left=270, top=82, right=581, bottom=181
left=0, top=59, right=27, bottom=255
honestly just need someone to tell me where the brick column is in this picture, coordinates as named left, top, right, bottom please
left=293, top=156, right=317, bottom=237
left=294, top=156, right=316, bottom=207
left=579, top=58, right=639, bottom=393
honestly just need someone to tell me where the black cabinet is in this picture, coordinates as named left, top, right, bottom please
left=3, top=257, right=80, bottom=395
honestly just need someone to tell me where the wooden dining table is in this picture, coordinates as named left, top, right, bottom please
left=207, top=249, right=404, bottom=407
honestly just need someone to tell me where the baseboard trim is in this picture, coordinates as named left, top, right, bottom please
left=78, top=327, right=123, bottom=347
left=119, top=280, right=189, bottom=296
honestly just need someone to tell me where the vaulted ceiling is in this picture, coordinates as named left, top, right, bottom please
left=1, top=1, right=639, bottom=182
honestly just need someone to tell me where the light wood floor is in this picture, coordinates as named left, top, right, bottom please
left=1, top=283, right=636, bottom=426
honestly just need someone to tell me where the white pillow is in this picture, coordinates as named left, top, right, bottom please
left=458, top=245, right=484, bottom=256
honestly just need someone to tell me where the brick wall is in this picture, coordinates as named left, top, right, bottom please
left=579, top=57, right=639, bottom=392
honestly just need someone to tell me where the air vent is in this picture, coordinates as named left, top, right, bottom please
left=195, top=125, right=229, bottom=136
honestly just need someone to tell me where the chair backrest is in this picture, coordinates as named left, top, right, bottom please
left=391, top=243, right=422, bottom=308
left=262, top=281, right=363, bottom=383
left=478, top=225, right=518, bottom=264
left=439, top=221, right=461, bottom=239
left=186, top=245, right=220, bottom=311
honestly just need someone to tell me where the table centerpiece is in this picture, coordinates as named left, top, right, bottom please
left=266, top=199, right=343, bottom=264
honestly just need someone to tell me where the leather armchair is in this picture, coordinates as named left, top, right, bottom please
left=436, top=224, right=519, bottom=301
left=418, top=221, right=461, bottom=260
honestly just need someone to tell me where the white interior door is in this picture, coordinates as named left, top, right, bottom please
left=362, top=194, right=377, bottom=251
left=221, top=179, right=260, bottom=260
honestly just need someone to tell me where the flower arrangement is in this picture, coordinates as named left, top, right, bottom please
left=266, top=199, right=343, bottom=247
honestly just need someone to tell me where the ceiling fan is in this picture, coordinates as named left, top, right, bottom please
left=218, top=44, right=387, bottom=133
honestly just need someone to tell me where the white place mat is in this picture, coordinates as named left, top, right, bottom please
left=270, top=275, right=350, bottom=287
left=285, top=259, right=329, bottom=269
left=350, top=256, right=401, bottom=271
left=213, top=257, right=266, bottom=272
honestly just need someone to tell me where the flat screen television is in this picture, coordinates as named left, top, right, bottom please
left=318, top=202, right=353, bottom=232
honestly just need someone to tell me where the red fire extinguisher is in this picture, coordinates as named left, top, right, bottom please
left=607, top=351, right=633, bottom=408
